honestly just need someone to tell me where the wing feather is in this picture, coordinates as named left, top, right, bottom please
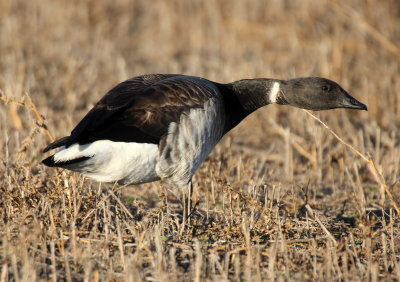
left=43, top=74, right=218, bottom=151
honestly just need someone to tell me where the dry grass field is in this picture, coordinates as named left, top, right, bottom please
left=1, top=0, right=400, bottom=280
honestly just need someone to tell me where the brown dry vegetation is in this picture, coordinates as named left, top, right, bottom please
left=1, top=0, right=400, bottom=280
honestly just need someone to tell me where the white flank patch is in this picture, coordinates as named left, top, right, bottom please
left=269, top=81, right=280, bottom=104
left=157, top=98, right=225, bottom=188
left=53, top=140, right=159, bottom=184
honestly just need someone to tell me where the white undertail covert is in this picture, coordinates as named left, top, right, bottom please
left=53, top=140, right=159, bottom=184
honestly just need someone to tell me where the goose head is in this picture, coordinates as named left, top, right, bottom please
left=280, top=77, right=367, bottom=111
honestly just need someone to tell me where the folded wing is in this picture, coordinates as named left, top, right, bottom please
left=43, top=74, right=217, bottom=152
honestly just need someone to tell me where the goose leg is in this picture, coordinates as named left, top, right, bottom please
left=180, top=180, right=193, bottom=234
left=159, top=184, right=167, bottom=212
left=181, top=184, right=187, bottom=234
left=188, top=180, right=193, bottom=224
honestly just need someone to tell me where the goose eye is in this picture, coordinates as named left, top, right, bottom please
left=321, top=85, right=330, bottom=91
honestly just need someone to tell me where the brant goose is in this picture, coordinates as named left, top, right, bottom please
left=42, top=74, right=367, bottom=190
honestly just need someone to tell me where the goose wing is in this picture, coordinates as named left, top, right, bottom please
left=43, top=74, right=217, bottom=152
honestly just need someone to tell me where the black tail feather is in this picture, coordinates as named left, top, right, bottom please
left=42, top=136, right=70, bottom=153
left=42, top=155, right=57, bottom=167
left=42, top=155, right=91, bottom=167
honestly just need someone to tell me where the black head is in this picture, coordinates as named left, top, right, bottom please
left=280, top=77, right=367, bottom=111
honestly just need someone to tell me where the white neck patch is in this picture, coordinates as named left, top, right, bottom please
left=269, top=81, right=280, bottom=104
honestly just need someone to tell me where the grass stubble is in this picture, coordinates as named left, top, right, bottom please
left=1, top=0, right=400, bottom=281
